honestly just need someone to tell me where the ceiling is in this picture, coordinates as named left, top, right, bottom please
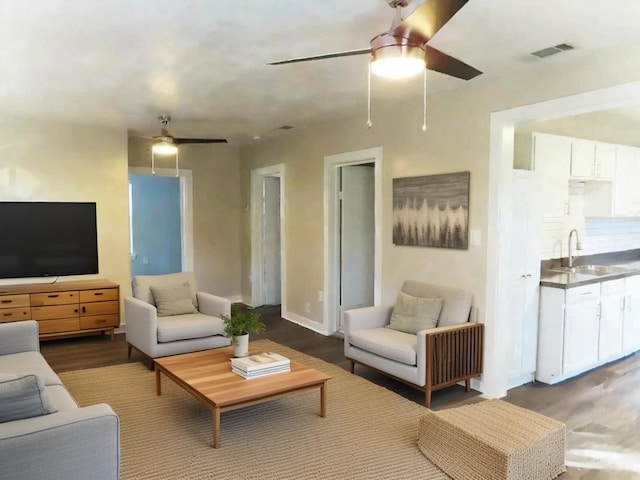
left=2, top=0, right=640, bottom=144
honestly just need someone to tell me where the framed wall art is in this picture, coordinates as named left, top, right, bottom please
left=392, top=171, right=470, bottom=249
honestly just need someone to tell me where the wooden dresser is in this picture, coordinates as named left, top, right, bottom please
left=0, top=279, right=120, bottom=340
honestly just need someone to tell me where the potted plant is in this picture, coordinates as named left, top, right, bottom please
left=221, top=304, right=266, bottom=357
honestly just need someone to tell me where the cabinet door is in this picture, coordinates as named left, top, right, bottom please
left=534, top=133, right=571, bottom=216
left=570, top=139, right=595, bottom=177
left=595, top=142, right=616, bottom=179
left=599, top=280, right=624, bottom=361
left=614, top=146, right=640, bottom=216
left=624, top=276, right=640, bottom=352
left=563, top=298, right=600, bottom=375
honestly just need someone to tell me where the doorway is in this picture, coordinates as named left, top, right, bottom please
left=324, top=147, right=383, bottom=334
left=128, top=166, right=194, bottom=277
left=250, top=164, right=286, bottom=309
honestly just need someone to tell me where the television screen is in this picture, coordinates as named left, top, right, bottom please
left=0, top=202, right=98, bottom=279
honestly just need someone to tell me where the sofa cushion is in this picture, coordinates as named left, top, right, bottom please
left=402, top=280, right=472, bottom=327
left=133, top=272, right=199, bottom=308
left=45, top=384, right=79, bottom=412
left=150, top=282, right=198, bottom=317
left=0, top=351, right=62, bottom=386
left=0, top=374, right=57, bottom=423
left=348, top=328, right=417, bottom=366
left=389, top=292, right=443, bottom=334
left=157, top=313, right=225, bottom=343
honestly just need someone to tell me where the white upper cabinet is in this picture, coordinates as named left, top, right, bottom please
left=533, top=133, right=571, bottom=217
left=570, top=139, right=615, bottom=179
left=614, top=145, right=640, bottom=216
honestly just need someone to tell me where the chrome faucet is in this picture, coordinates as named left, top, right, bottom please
left=568, top=229, right=582, bottom=268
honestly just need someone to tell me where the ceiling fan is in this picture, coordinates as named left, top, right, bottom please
left=268, top=0, right=481, bottom=81
left=151, top=114, right=227, bottom=156
left=149, top=114, right=227, bottom=176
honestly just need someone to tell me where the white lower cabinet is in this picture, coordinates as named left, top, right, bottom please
left=537, top=276, right=640, bottom=385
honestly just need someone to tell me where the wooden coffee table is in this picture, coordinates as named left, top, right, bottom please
left=154, top=345, right=331, bottom=448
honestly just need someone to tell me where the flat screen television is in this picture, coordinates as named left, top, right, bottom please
left=0, top=202, right=99, bottom=279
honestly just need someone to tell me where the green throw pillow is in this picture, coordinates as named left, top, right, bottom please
left=150, top=282, right=198, bottom=317
left=388, top=292, right=443, bottom=334
left=0, top=374, right=57, bottom=423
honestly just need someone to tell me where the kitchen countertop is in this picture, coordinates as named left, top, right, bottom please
left=540, top=261, right=640, bottom=289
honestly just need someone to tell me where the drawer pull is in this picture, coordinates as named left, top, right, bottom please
left=74, top=309, right=79, bottom=313
left=97, top=319, right=106, bottom=324
left=82, top=306, right=86, bottom=313
left=47, top=294, right=59, bottom=298
left=94, top=292, right=104, bottom=296
left=3, top=313, right=11, bottom=317
left=1, top=300, right=11, bottom=304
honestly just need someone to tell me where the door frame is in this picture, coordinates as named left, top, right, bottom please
left=487, top=80, right=640, bottom=400
left=324, top=147, right=383, bottom=334
left=250, top=164, right=286, bottom=310
left=128, top=166, right=194, bottom=272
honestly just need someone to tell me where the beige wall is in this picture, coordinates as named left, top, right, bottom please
left=240, top=42, right=640, bottom=328
left=128, top=137, right=242, bottom=298
left=0, top=119, right=130, bottom=297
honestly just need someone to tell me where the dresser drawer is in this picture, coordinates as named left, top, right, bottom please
left=80, top=314, right=119, bottom=329
left=32, top=304, right=79, bottom=320
left=81, top=300, right=118, bottom=316
left=79, top=288, right=119, bottom=303
left=0, top=294, right=30, bottom=309
left=38, top=318, right=80, bottom=334
left=0, top=307, right=31, bottom=322
left=31, top=291, right=79, bottom=306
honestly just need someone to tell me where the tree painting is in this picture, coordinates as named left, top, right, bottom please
left=392, top=172, right=469, bottom=249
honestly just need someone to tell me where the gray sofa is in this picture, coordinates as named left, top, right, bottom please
left=0, top=320, right=119, bottom=480
left=125, top=272, right=232, bottom=367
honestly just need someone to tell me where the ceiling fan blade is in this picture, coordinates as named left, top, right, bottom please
left=268, top=48, right=372, bottom=65
left=174, top=138, right=228, bottom=144
left=394, top=0, right=469, bottom=43
left=424, top=45, right=481, bottom=80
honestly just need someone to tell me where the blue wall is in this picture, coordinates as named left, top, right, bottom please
left=130, top=175, right=182, bottom=276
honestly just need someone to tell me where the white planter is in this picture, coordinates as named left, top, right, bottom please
left=233, top=334, right=249, bottom=357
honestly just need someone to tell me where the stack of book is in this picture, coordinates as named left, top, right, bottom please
left=231, top=352, right=290, bottom=379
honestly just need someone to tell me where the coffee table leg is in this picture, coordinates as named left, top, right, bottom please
left=213, top=407, right=221, bottom=449
left=320, top=381, right=327, bottom=418
left=155, top=366, right=161, bottom=396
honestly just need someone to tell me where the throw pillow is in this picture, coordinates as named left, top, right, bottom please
left=0, top=373, right=57, bottom=423
left=150, top=282, right=198, bottom=317
left=388, top=292, right=444, bottom=334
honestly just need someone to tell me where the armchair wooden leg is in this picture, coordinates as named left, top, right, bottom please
left=425, top=387, right=432, bottom=409
left=465, top=378, right=471, bottom=392
left=148, top=357, right=154, bottom=371
left=349, top=359, right=355, bottom=374
left=127, top=343, right=132, bottom=358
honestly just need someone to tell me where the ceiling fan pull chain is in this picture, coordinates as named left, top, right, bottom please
left=175, top=151, right=180, bottom=177
left=151, top=150, right=156, bottom=175
left=422, top=68, right=427, bottom=132
left=367, top=62, right=373, bottom=129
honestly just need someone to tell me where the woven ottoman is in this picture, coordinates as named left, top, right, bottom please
left=417, top=399, right=566, bottom=480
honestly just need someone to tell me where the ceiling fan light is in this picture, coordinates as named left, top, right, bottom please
left=152, top=137, right=178, bottom=155
left=370, top=44, right=425, bottom=79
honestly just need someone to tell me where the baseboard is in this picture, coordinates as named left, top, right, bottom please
left=281, top=310, right=330, bottom=336
left=227, top=294, right=244, bottom=304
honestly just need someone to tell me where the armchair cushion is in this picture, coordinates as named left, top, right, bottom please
left=133, top=272, right=199, bottom=308
left=0, top=374, right=57, bottom=423
left=348, top=328, right=417, bottom=366
left=401, top=281, right=472, bottom=327
left=389, top=292, right=443, bottom=334
left=157, top=313, right=225, bottom=343
left=150, top=282, right=198, bottom=317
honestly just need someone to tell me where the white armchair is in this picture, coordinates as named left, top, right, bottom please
left=125, top=272, right=231, bottom=368
left=344, top=280, right=484, bottom=408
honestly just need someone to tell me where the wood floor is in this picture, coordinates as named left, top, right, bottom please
left=40, top=305, right=640, bottom=478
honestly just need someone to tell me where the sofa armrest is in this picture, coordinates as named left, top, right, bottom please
left=197, top=292, right=231, bottom=317
left=0, top=320, right=39, bottom=356
left=124, top=296, right=158, bottom=352
left=343, top=304, right=394, bottom=332
left=0, top=403, right=120, bottom=480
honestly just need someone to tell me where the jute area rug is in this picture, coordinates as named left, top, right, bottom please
left=60, top=339, right=450, bottom=480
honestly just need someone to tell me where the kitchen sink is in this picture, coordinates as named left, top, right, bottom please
left=547, top=264, right=631, bottom=276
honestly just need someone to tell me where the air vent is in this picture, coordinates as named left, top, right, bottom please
left=278, top=125, right=294, bottom=130
left=531, top=43, right=575, bottom=59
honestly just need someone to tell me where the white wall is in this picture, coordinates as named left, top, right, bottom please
left=0, top=119, right=130, bottom=298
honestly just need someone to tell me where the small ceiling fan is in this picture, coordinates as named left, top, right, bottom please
left=151, top=114, right=227, bottom=155
left=268, top=0, right=481, bottom=81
